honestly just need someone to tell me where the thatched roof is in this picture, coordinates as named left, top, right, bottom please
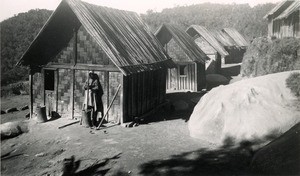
left=213, top=30, right=236, bottom=48
left=155, top=24, right=208, bottom=64
left=186, top=25, right=229, bottom=57
left=274, top=0, right=300, bottom=20
left=264, top=0, right=296, bottom=19
left=17, top=0, right=175, bottom=75
left=222, top=28, right=248, bottom=47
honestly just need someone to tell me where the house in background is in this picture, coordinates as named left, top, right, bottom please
left=264, top=0, right=300, bottom=39
left=213, top=28, right=248, bottom=64
left=155, top=24, right=208, bottom=92
left=186, top=25, right=229, bottom=74
left=17, top=0, right=175, bottom=123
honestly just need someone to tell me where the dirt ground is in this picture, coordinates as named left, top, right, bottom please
left=1, top=93, right=258, bottom=176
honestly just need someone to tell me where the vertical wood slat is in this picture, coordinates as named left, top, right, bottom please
left=127, top=76, right=132, bottom=121
left=132, top=74, right=137, bottom=117
left=71, top=69, right=75, bottom=119
left=194, top=62, right=198, bottom=91
left=105, top=71, right=109, bottom=121
left=29, top=71, right=33, bottom=119
left=120, top=75, right=124, bottom=124
left=42, top=69, right=45, bottom=106
left=55, top=69, right=59, bottom=112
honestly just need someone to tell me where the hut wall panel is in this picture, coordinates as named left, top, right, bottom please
left=33, top=73, right=43, bottom=110
left=57, top=69, right=72, bottom=116
left=108, top=72, right=122, bottom=123
left=196, top=63, right=206, bottom=91
left=123, top=69, right=167, bottom=122
left=52, top=26, right=110, bottom=65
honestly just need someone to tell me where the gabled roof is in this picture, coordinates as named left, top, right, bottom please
left=222, top=28, right=248, bottom=47
left=17, top=0, right=175, bottom=75
left=186, top=25, right=229, bottom=57
left=155, top=24, right=208, bottom=64
left=263, top=0, right=296, bottom=19
left=274, top=0, right=300, bottom=20
left=213, top=30, right=236, bottom=47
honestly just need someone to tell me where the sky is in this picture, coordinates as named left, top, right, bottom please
left=0, top=0, right=280, bottom=22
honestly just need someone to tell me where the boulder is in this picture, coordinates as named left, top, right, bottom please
left=0, top=122, right=23, bottom=139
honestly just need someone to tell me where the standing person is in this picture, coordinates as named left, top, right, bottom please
left=83, top=72, right=104, bottom=127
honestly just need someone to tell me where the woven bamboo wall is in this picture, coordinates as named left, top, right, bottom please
left=167, top=38, right=190, bottom=62
left=57, top=69, right=72, bottom=115
left=52, top=26, right=112, bottom=65
left=33, top=73, right=43, bottom=108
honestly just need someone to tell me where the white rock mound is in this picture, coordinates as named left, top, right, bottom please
left=188, top=71, right=300, bottom=145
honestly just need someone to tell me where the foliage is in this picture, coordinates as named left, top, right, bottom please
left=1, top=81, right=29, bottom=97
left=141, top=3, right=275, bottom=41
left=241, top=37, right=300, bottom=77
left=1, top=3, right=276, bottom=86
left=1, top=9, right=52, bottom=86
left=286, top=73, right=300, bottom=98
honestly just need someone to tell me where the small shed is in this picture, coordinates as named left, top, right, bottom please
left=186, top=25, right=229, bottom=74
left=155, top=24, right=208, bottom=92
left=264, top=0, right=300, bottom=39
left=17, top=0, right=175, bottom=123
left=213, top=28, right=248, bottom=64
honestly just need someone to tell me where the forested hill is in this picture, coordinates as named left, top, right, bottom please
left=1, top=3, right=275, bottom=86
left=1, top=9, right=52, bottom=85
left=141, top=3, right=276, bottom=41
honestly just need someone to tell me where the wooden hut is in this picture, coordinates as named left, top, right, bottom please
left=264, top=0, right=300, bottom=39
left=16, top=0, right=175, bottom=124
left=186, top=25, right=229, bottom=74
left=155, top=24, right=208, bottom=92
left=213, top=28, right=248, bottom=64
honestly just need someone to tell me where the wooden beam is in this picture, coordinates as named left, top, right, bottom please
left=45, top=64, right=120, bottom=72
left=29, top=70, right=33, bottom=119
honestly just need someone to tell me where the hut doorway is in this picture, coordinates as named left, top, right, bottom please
left=44, top=69, right=57, bottom=117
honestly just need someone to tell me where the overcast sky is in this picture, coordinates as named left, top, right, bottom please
left=0, top=0, right=280, bottom=22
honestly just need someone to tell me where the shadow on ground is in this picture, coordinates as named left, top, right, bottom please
left=139, top=139, right=255, bottom=176
left=62, top=153, right=122, bottom=176
left=139, top=123, right=300, bottom=176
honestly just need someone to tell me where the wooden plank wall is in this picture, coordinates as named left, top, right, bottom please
left=196, top=63, right=206, bottom=91
left=122, top=68, right=166, bottom=122
left=166, top=64, right=197, bottom=92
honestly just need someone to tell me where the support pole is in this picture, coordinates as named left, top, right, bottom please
left=29, top=69, right=34, bottom=119
left=71, top=28, right=78, bottom=119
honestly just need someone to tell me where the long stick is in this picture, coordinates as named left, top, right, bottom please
left=96, top=84, right=121, bottom=130
left=81, top=72, right=90, bottom=125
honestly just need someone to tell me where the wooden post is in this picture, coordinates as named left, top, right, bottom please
left=71, top=28, right=78, bottom=119
left=29, top=69, right=34, bottom=119
left=120, top=74, right=124, bottom=124
left=105, top=71, right=109, bottom=121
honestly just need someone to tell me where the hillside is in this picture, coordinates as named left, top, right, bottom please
left=141, top=3, right=276, bottom=41
left=1, top=3, right=275, bottom=86
left=1, top=9, right=52, bottom=86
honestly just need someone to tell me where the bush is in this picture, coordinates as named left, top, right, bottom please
left=286, top=72, right=300, bottom=98
left=241, top=37, right=300, bottom=77
left=1, top=81, right=29, bottom=97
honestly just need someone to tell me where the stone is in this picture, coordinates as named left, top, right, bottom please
left=5, top=107, right=18, bottom=113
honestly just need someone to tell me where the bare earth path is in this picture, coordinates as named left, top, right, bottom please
left=1, top=115, right=215, bottom=176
